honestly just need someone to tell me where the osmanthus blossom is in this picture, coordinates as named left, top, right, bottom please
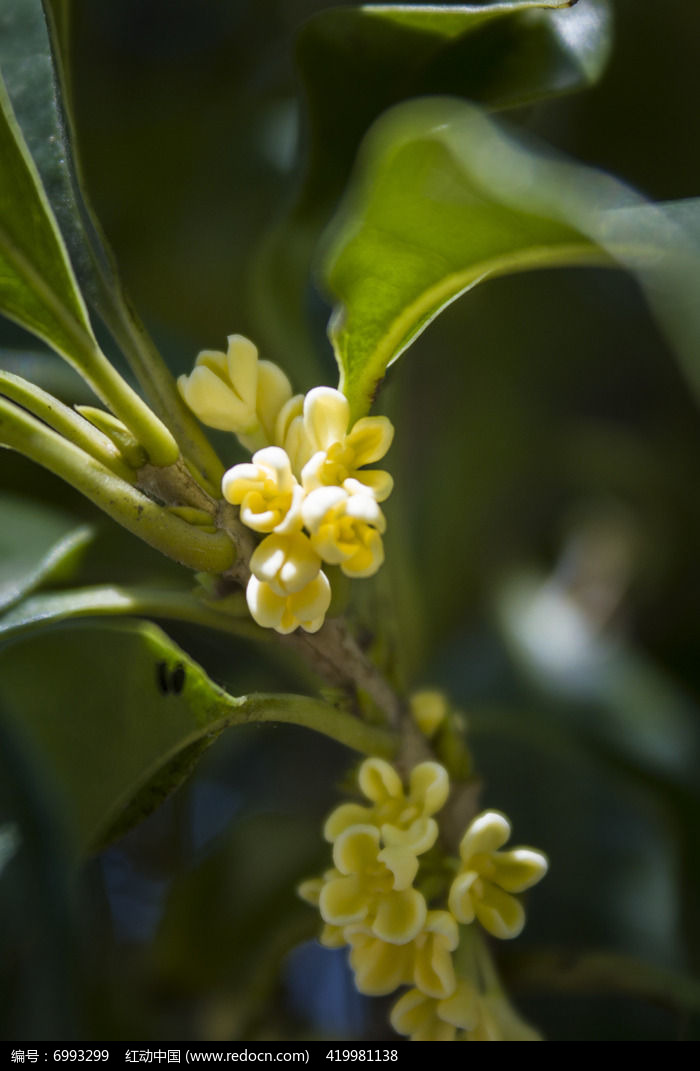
left=390, top=978, right=481, bottom=1042
left=178, top=334, right=397, bottom=635
left=299, top=755, right=549, bottom=1041
left=448, top=810, right=549, bottom=939
left=246, top=532, right=330, bottom=634
left=300, top=386, right=394, bottom=501
left=301, top=482, right=386, bottom=578
left=222, top=446, right=304, bottom=534
left=177, top=334, right=292, bottom=451
left=323, top=757, right=450, bottom=849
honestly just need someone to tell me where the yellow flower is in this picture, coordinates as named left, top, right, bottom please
left=300, top=387, right=394, bottom=501
left=412, top=911, right=459, bottom=1000
left=297, top=873, right=346, bottom=948
left=448, top=811, right=548, bottom=939
left=245, top=569, right=331, bottom=635
left=319, top=824, right=427, bottom=944
left=221, top=446, right=303, bottom=534
left=249, top=531, right=320, bottom=596
left=345, top=925, right=414, bottom=996
left=274, top=394, right=314, bottom=478
left=390, top=978, right=480, bottom=1042
left=324, top=757, right=449, bottom=851
left=178, top=334, right=292, bottom=450
left=301, top=484, right=386, bottom=578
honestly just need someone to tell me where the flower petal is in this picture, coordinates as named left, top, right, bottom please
left=256, top=360, right=292, bottom=443
left=381, top=817, right=438, bottom=857
left=323, top=803, right=374, bottom=842
left=319, top=875, right=368, bottom=927
left=447, top=870, right=479, bottom=924
left=225, top=333, right=258, bottom=409
left=437, top=978, right=480, bottom=1031
left=178, top=366, right=251, bottom=431
left=303, top=387, right=349, bottom=451
left=346, top=416, right=394, bottom=466
left=459, top=810, right=511, bottom=863
left=489, top=847, right=549, bottom=893
left=347, top=930, right=413, bottom=996
left=372, top=888, right=427, bottom=945
left=245, top=576, right=284, bottom=630
left=333, top=824, right=380, bottom=876
left=288, top=570, right=331, bottom=626
left=390, top=988, right=434, bottom=1038
left=377, top=844, right=419, bottom=892
left=409, top=762, right=450, bottom=817
left=474, top=881, right=525, bottom=939
left=358, top=758, right=403, bottom=804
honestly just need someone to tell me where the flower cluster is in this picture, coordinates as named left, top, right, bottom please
left=299, top=757, right=548, bottom=1042
left=178, top=335, right=393, bottom=633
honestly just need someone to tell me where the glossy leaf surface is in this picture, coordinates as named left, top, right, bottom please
left=322, top=97, right=700, bottom=417
left=0, top=621, right=394, bottom=852
left=254, top=0, right=612, bottom=373
left=0, top=492, right=93, bottom=613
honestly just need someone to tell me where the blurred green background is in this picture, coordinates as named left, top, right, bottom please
left=1, top=0, right=700, bottom=1042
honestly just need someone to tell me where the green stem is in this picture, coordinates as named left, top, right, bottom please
left=0, top=216, right=179, bottom=468
left=95, top=291, right=225, bottom=484
left=0, top=370, right=134, bottom=481
left=224, top=692, right=397, bottom=757
left=0, top=396, right=234, bottom=573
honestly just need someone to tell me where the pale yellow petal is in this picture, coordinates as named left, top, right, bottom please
left=414, top=942, right=456, bottom=1001
left=372, top=888, right=427, bottom=945
left=437, top=978, right=481, bottom=1031
left=474, top=882, right=525, bottom=939
left=256, top=360, right=292, bottom=443
left=323, top=803, right=374, bottom=842
left=245, top=576, right=284, bottom=630
left=448, top=871, right=478, bottom=924
left=303, top=386, right=349, bottom=451
left=346, top=416, right=394, bottom=466
left=225, top=334, right=258, bottom=409
left=381, top=817, right=438, bottom=857
left=459, top=810, right=511, bottom=862
left=297, top=877, right=322, bottom=906
left=288, top=570, right=331, bottom=627
left=332, top=824, right=380, bottom=876
left=319, top=874, right=369, bottom=926
left=489, top=847, right=549, bottom=893
left=340, top=530, right=385, bottom=578
left=409, top=762, right=450, bottom=816
left=346, top=468, right=393, bottom=502
left=358, top=758, right=403, bottom=804
left=377, top=844, right=419, bottom=891
left=347, top=931, right=413, bottom=996
left=178, top=366, right=250, bottom=431
left=194, top=349, right=228, bottom=377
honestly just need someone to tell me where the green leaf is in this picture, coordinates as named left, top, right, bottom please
left=321, top=97, right=700, bottom=417
left=0, top=621, right=395, bottom=852
left=253, top=0, right=612, bottom=371
left=0, top=72, right=98, bottom=367
left=0, top=0, right=222, bottom=483
left=0, top=491, right=93, bottom=613
left=0, top=583, right=260, bottom=645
